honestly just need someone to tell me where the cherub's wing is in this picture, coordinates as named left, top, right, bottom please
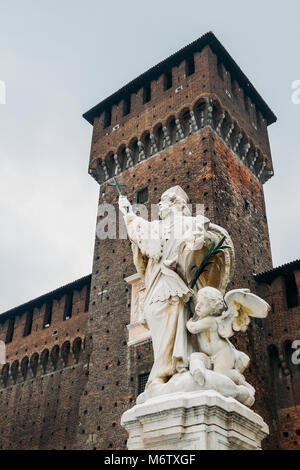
left=217, top=289, right=270, bottom=339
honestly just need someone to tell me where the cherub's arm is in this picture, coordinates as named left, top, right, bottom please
left=186, top=317, right=216, bottom=335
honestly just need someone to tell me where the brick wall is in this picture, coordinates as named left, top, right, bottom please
left=255, top=266, right=300, bottom=449
left=0, top=277, right=90, bottom=450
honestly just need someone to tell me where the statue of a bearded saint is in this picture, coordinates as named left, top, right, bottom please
left=119, top=186, right=234, bottom=402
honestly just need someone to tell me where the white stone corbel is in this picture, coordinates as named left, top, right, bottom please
left=250, top=150, right=259, bottom=171
left=189, top=111, right=198, bottom=134
left=162, top=127, right=171, bottom=148
left=175, top=119, right=184, bottom=142
left=206, top=102, right=213, bottom=127
left=257, top=161, right=266, bottom=180
left=233, top=133, right=243, bottom=153
left=241, top=143, right=251, bottom=162
left=216, top=113, right=225, bottom=135
left=113, top=154, right=122, bottom=175
left=150, top=134, right=158, bottom=155
left=199, top=106, right=206, bottom=128
left=125, top=148, right=134, bottom=169
left=101, top=161, right=109, bottom=180
left=137, top=141, right=146, bottom=162
left=225, top=123, right=234, bottom=144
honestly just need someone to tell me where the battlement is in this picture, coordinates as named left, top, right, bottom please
left=0, top=275, right=91, bottom=388
left=254, top=259, right=300, bottom=361
left=85, top=32, right=276, bottom=186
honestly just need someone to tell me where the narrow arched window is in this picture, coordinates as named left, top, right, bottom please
left=50, top=345, right=59, bottom=370
left=11, top=360, right=19, bottom=383
left=40, top=349, right=49, bottom=373
left=21, top=356, right=29, bottom=380
left=30, top=353, right=39, bottom=377
left=72, top=337, right=82, bottom=363
left=61, top=341, right=70, bottom=366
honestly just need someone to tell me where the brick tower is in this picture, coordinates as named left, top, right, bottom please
left=75, top=32, right=278, bottom=450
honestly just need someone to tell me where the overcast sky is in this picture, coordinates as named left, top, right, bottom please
left=0, top=0, right=299, bottom=312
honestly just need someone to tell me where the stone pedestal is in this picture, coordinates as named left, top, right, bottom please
left=121, top=391, right=269, bottom=450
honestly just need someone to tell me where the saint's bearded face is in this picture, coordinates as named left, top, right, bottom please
left=158, top=192, right=189, bottom=219
left=158, top=194, right=173, bottom=219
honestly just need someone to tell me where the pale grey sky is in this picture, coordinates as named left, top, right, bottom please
left=0, top=0, right=299, bottom=312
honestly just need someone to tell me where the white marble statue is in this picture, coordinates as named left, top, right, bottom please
left=119, top=185, right=270, bottom=407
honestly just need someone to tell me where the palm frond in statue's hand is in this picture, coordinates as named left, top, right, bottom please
left=190, top=236, right=231, bottom=289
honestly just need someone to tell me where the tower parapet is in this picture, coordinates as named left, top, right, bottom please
left=0, top=275, right=90, bottom=388
left=85, top=32, right=276, bottom=186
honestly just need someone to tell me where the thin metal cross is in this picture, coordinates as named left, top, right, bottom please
left=107, top=176, right=129, bottom=212
left=107, top=176, right=128, bottom=196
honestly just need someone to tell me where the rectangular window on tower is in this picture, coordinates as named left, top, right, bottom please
left=143, top=84, right=151, bottom=104
left=5, top=317, right=15, bottom=344
left=63, top=292, right=73, bottom=321
left=23, top=310, right=33, bottom=336
left=137, top=372, right=150, bottom=395
left=284, top=272, right=299, bottom=309
left=136, top=187, right=148, bottom=204
left=84, top=283, right=91, bottom=312
left=43, top=301, right=53, bottom=328
left=164, top=71, right=173, bottom=91
left=217, top=60, right=224, bottom=80
left=123, top=96, right=131, bottom=116
left=103, top=109, right=112, bottom=128
left=186, top=55, right=195, bottom=76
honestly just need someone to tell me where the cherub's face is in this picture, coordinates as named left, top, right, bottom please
left=195, top=293, right=212, bottom=318
left=195, top=288, right=224, bottom=318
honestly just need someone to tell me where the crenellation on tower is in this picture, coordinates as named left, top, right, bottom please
left=0, top=275, right=90, bottom=375
left=0, top=275, right=91, bottom=449
left=89, top=99, right=273, bottom=187
left=86, top=33, right=275, bottom=190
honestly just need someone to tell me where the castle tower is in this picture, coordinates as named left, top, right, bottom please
left=75, top=32, right=278, bottom=450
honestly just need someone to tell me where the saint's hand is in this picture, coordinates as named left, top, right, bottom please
left=119, top=196, right=132, bottom=216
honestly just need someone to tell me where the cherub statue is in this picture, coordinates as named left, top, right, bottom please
left=186, top=286, right=270, bottom=407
